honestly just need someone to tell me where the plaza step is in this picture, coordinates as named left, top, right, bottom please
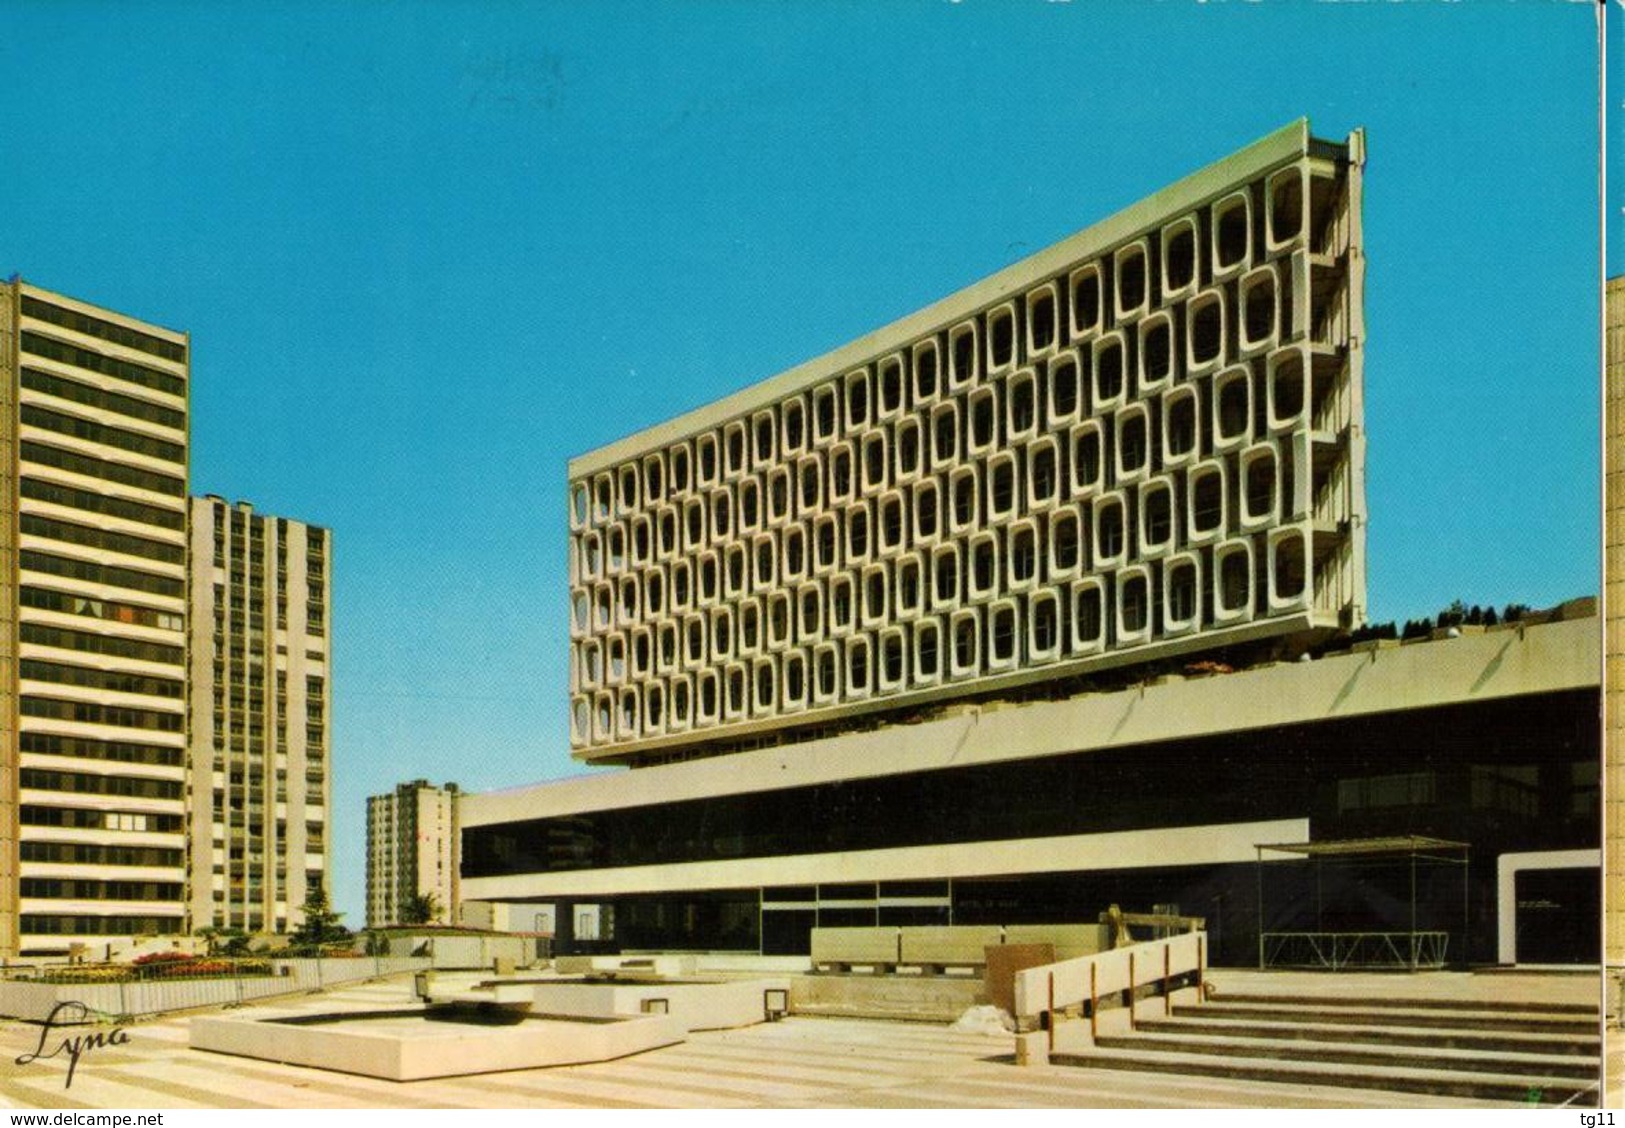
left=1134, top=1013, right=1599, bottom=1058
left=1051, top=989, right=1600, bottom=1106
left=1054, top=1044, right=1595, bottom=1105
left=1172, top=1000, right=1596, bottom=1035
left=1094, top=1029, right=1598, bottom=1080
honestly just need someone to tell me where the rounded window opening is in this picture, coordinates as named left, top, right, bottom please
left=846, top=375, right=869, bottom=429
left=882, top=634, right=905, bottom=683
left=970, top=390, right=996, bottom=449
left=1053, top=512, right=1080, bottom=571
left=951, top=324, right=978, bottom=386
left=1166, top=394, right=1196, bottom=457
left=1116, top=246, right=1146, bottom=314
left=1011, top=527, right=1036, bottom=583
left=1072, top=266, right=1102, bottom=336
left=933, top=408, right=957, bottom=465
left=1245, top=453, right=1278, bottom=521
left=847, top=640, right=869, bottom=690
left=879, top=356, right=904, bottom=414
left=1074, top=585, right=1103, bottom=644
left=914, top=342, right=939, bottom=401
left=953, top=617, right=978, bottom=672
left=1244, top=273, right=1277, bottom=346
left=1270, top=169, right=1304, bottom=246
left=1118, top=414, right=1148, bottom=475
left=782, top=401, right=805, bottom=452
left=989, top=307, right=1016, bottom=369
left=1030, top=446, right=1057, bottom=503
left=816, top=651, right=837, bottom=698
left=1030, top=288, right=1057, bottom=352
left=1167, top=561, right=1198, bottom=624
left=1073, top=427, right=1102, bottom=491
left=1144, top=487, right=1173, bottom=548
left=1121, top=574, right=1149, bottom=633
left=990, top=605, right=1016, bottom=661
left=1275, top=535, right=1307, bottom=600
left=1220, top=549, right=1251, bottom=612
left=934, top=551, right=958, bottom=604
left=1050, top=354, right=1080, bottom=419
left=1164, top=223, right=1196, bottom=292
left=753, top=417, right=774, bottom=463
left=1215, top=198, right=1249, bottom=270
left=1142, top=319, right=1172, bottom=385
left=1032, top=596, right=1059, bottom=653
left=1217, top=375, right=1250, bottom=441
left=1190, top=297, right=1222, bottom=365
left=813, top=387, right=838, bottom=441
left=916, top=484, right=939, bottom=539
left=1191, top=469, right=1223, bottom=535
left=1095, top=340, right=1124, bottom=404
left=1009, top=376, right=1036, bottom=435
left=916, top=622, right=940, bottom=677
left=1098, top=501, right=1125, bottom=559
left=1272, top=353, right=1305, bottom=424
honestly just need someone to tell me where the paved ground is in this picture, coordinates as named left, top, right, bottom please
left=0, top=976, right=1574, bottom=1109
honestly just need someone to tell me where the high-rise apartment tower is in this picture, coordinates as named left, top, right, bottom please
left=188, top=497, right=331, bottom=934
left=366, top=779, right=459, bottom=928
left=0, top=280, right=190, bottom=958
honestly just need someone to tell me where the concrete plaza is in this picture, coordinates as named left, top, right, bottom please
left=0, top=973, right=1587, bottom=1109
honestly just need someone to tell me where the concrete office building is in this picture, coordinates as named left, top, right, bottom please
left=0, top=281, right=191, bottom=958
left=366, top=780, right=459, bottom=929
left=567, top=121, right=1366, bottom=768
left=462, top=121, right=1600, bottom=964
left=187, top=497, right=331, bottom=934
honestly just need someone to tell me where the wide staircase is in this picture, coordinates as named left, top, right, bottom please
left=1063, top=987, right=1601, bottom=1105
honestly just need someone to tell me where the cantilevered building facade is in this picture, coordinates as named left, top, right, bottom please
left=187, top=497, right=331, bottom=935
left=0, top=280, right=190, bottom=957
left=566, top=120, right=1367, bottom=768
left=464, top=121, right=1599, bottom=964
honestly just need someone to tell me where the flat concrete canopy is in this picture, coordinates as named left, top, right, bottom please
left=1257, top=836, right=1470, bottom=860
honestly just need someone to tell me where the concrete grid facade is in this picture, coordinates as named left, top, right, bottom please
left=187, top=497, right=331, bottom=934
left=0, top=280, right=190, bottom=957
left=366, top=779, right=459, bottom=929
left=463, top=121, right=1603, bottom=965
left=567, top=121, right=1367, bottom=767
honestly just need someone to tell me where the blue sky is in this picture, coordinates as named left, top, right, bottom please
left=2, top=1, right=1605, bottom=921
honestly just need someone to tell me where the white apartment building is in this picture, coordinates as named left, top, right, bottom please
left=366, top=779, right=459, bottom=929
left=187, top=497, right=331, bottom=934
left=1, top=280, right=190, bottom=957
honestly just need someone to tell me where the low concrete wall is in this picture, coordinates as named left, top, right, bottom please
left=811, top=924, right=1107, bottom=972
left=1004, top=924, right=1106, bottom=961
left=192, top=1007, right=684, bottom=1082
left=554, top=954, right=698, bottom=977
left=811, top=928, right=898, bottom=968
left=790, top=973, right=985, bottom=1022
left=386, top=934, right=531, bottom=968
left=0, top=957, right=431, bottom=1022
left=524, top=977, right=787, bottom=1032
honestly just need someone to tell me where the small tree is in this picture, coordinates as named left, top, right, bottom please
left=401, top=892, right=442, bottom=926
left=290, top=882, right=352, bottom=953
